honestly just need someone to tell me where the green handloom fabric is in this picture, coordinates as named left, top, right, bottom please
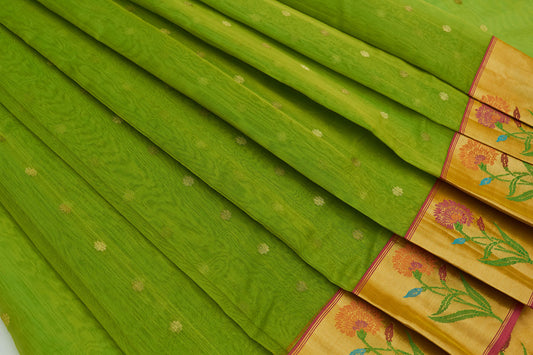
left=0, top=103, right=278, bottom=354
left=0, top=13, right=390, bottom=293
left=0, top=204, right=122, bottom=354
left=1, top=0, right=438, bottom=233
left=27, top=0, right=533, bottom=225
left=1, top=0, right=529, bottom=303
left=0, top=0, right=532, bottom=353
left=277, top=0, right=491, bottom=92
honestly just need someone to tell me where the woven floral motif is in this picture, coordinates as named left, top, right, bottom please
left=458, top=139, right=498, bottom=170
left=475, top=103, right=510, bottom=128
left=433, top=200, right=474, bottom=229
left=335, top=300, right=384, bottom=337
left=393, top=242, right=503, bottom=324
left=458, top=139, right=533, bottom=201
left=432, top=199, right=533, bottom=266
left=392, top=242, right=439, bottom=277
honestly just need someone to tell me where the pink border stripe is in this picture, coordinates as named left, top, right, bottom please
left=459, top=98, right=474, bottom=133
left=469, top=36, right=497, bottom=96
left=484, top=302, right=523, bottom=355
left=528, top=291, right=533, bottom=308
left=352, top=235, right=398, bottom=295
left=403, top=180, right=440, bottom=241
left=288, top=289, right=344, bottom=354
left=440, top=133, right=460, bottom=179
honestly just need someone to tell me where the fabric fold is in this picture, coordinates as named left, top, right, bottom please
left=0, top=204, right=122, bottom=354
left=0, top=0, right=532, bottom=353
left=0, top=103, right=272, bottom=354
left=277, top=0, right=533, bottom=127
left=0, top=7, right=529, bottom=354
left=27, top=0, right=533, bottom=225
left=1, top=0, right=531, bottom=307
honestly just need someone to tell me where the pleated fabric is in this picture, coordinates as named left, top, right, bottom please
left=0, top=0, right=532, bottom=354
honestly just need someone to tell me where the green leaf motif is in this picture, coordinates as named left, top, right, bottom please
left=525, top=161, right=533, bottom=175
left=429, top=309, right=493, bottom=323
left=496, top=223, right=529, bottom=257
left=507, top=190, right=533, bottom=202
left=523, top=136, right=532, bottom=155
left=508, top=176, right=521, bottom=197
left=406, top=330, right=425, bottom=355
left=480, top=256, right=526, bottom=266
left=482, top=241, right=500, bottom=260
left=432, top=293, right=457, bottom=316
left=460, top=274, right=492, bottom=312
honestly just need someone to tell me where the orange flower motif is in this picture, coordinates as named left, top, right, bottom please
left=481, top=95, right=510, bottom=114
left=458, top=140, right=498, bottom=170
left=392, top=243, right=439, bottom=277
left=335, top=300, right=384, bottom=337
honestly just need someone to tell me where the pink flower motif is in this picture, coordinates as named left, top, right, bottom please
left=335, top=300, right=384, bottom=337
left=458, top=140, right=498, bottom=170
left=475, top=104, right=510, bottom=128
left=481, top=95, right=511, bottom=114
left=438, top=264, right=447, bottom=281
left=385, top=323, right=394, bottom=343
left=433, top=200, right=474, bottom=229
left=501, top=153, right=509, bottom=168
left=392, top=242, right=439, bottom=277
left=513, top=107, right=522, bottom=127
left=477, top=217, right=486, bottom=231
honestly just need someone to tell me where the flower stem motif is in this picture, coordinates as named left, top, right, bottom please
left=459, top=140, right=533, bottom=201
left=477, top=156, right=533, bottom=201
left=349, top=328, right=424, bottom=355
left=402, top=267, right=503, bottom=323
left=494, top=120, right=533, bottom=157
left=490, top=105, right=533, bottom=157
left=448, top=215, right=533, bottom=266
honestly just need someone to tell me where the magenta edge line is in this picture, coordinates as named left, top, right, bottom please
left=486, top=302, right=523, bottom=355
left=288, top=289, right=343, bottom=354
left=352, top=235, right=397, bottom=294
left=469, top=36, right=497, bottom=96
left=440, top=133, right=460, bottom=179
left=404, top=180, right=440, bottom=241
left=459, top=98, right=474, bottom=133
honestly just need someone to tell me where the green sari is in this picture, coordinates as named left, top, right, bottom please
left=1, top=0, right=532, bottom=353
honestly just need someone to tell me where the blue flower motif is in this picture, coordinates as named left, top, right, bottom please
left=480, top=177, right=492, bottom=186
left=452, top=238, right=466, bottom=245
left=403, top=288, right=424, bottom=298
left=350, top=349, right=367, bottom=355
left=496, top=134, right=508, bottom=142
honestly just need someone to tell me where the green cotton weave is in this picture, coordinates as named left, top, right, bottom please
left=8, top=0, right=438, bottom=235
left=0, top=204, right=122, bottom=355
left=0, top=24, right=352, bottom=353
left=194, top=0, right=469, bottom=132
left=0, top=104, right=272, bottom=354
left=0, top=6, right=390, bottom=292
left=423, top=0, right=533, bottom=57
left=277, top=0, right=491, bottom=92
